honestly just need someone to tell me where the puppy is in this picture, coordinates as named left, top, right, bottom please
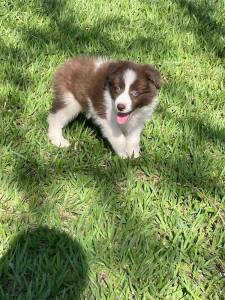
left=47, top=57, right=161, bottom=158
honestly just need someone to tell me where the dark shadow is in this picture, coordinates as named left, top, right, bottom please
left=157, top=71, right=225, bottom=145
left=0, top=41, right=33, bottom=91
left=6, top=148, right=178, bottom=297
left=158, top=105, right=225, bottom=144
left=0, top=227, right=87, bottom=300
left=175, top=0, right=225, bottom=58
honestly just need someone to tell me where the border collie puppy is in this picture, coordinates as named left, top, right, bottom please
left=47, top=57, right=161, bottom=158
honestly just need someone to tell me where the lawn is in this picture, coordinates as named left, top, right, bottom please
left=0, top=0, right=225, bottom=299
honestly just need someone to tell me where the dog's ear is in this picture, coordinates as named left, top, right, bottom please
left=144, top=65, right=161, bottom=89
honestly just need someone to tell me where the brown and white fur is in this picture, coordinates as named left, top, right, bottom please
left=47, top=57, right=161, bottom=158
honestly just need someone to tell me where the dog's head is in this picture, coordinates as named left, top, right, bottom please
left=105, top=61, right=161, bottom=124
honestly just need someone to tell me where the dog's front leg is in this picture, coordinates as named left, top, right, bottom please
left=126, top=128, right=143, bottom=158
left=99, top=120, right=127, bottom=158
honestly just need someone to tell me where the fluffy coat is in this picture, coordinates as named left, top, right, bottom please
left=47, top=57, right=161, bottom=158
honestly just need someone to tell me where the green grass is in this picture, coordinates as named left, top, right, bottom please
left=0, top=0, right=225, bottom=299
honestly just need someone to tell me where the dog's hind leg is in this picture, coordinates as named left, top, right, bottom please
left=47, top=92, right=82, bottom=147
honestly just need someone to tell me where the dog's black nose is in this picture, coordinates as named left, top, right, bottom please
left=117, top=104, right=126, bottom=111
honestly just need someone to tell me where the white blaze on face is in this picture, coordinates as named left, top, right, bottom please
left=115, top=69, right=137, bottom=124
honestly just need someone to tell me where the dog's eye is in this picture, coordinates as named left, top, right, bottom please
left=114, top=86, right=121, bottom=93
left=131, top=90, right=139, bottom=97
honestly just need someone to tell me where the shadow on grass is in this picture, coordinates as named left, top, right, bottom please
left=158, top=105, right=225, bottom=144
left=142, top=0, right=225, bottom=59
left=0, top=43, right=33, bottom=91
left=1, top=0, right=167, bottom=93
left=0, top=226, right=87, bottom=300
left=9, top=131, right=224, bottom=297
left=11, top=153, right=178, bottom=295
left=175, top=0, right=225, bottom=58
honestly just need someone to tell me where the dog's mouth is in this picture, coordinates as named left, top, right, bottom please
left=116, top=112, right=131, bottom=124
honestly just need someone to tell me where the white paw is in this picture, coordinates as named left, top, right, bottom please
left=49, top=135, right=70, bottom=148
left=127, top=146, right=140, bottom=158
left=133, top=151, right=140, bottom=158
left=118, top=151, right=128, bottom=159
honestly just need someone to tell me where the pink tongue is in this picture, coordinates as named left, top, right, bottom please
left=116, top=113, right=129, bottom=124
